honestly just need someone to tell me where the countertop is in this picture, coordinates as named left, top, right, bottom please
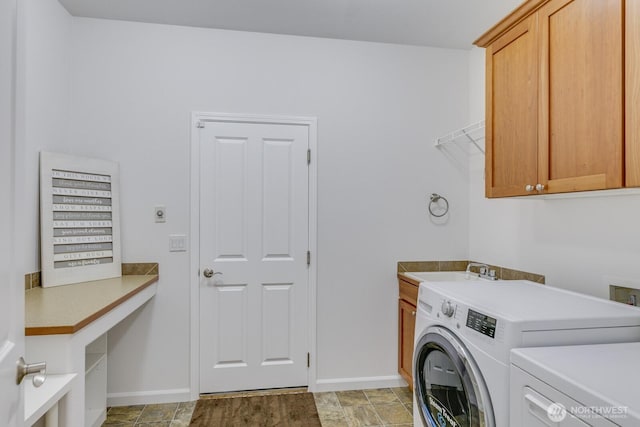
left=25, top=274, right=158, bottom=336
left=397, top=272, right=421, bottom=286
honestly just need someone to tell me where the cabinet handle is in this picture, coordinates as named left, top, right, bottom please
left=535, top=183, right=545, bottom=192
left=525, top=184, right=534, bottom=192
left=411, top=311, right=416, bottom=316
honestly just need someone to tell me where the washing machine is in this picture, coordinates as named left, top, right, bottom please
left=412, top=280, right=640, bottom=427
left=510, top=342, right=640, bottom=426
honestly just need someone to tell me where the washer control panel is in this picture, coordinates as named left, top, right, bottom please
left=466, top=308, right=497, bottom=339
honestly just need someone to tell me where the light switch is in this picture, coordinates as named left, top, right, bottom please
left=169, top=234, right=187, bottom=252
left=155, top=206, right=166, bottom=223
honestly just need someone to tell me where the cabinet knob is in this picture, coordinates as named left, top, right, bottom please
left=411, top=311, right=416, bottom=316
left=525, top=184, right=534, bottom=192
left=535, top=183, right=545, bottom=192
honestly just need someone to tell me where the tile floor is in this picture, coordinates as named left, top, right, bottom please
left=102, top=387, right=414, bottom=427
left=314, top=388, right=413, bottom=427
left=102, top=401, right=196, bottom=426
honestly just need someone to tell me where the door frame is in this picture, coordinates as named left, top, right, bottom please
left=189, top=112, right=318, bottom=399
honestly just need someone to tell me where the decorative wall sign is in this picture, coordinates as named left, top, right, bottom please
left=40, top=152, right=122, bottom=287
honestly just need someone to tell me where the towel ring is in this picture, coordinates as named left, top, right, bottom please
left=428, top=193, right=449, bottom=218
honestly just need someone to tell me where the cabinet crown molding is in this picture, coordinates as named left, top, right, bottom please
left=474, top=0, right=550, bottom=47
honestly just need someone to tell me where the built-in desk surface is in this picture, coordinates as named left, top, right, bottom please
left=25, top=274, right=158, bottom=336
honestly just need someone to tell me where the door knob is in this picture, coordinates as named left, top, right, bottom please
left=16, top=357, right=46, bottom=387
left=202, top=268, right=222, bottom=278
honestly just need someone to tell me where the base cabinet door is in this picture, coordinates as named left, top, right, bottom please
left=398, top=299, right=416, bottom=389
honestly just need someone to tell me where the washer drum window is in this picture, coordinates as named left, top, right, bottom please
left=414, top=326, right=495, bottom=427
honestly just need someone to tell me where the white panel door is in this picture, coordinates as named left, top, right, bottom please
left=0, top=0, right=24, bottom=424
left=199, top=120, right=309, bottom=393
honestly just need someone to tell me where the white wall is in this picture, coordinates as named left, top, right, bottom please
left=468, top=47, right=640, bottom=299
left=16, top=0, right=72, bottom=276
left=64, top=18, right=471, bottom=398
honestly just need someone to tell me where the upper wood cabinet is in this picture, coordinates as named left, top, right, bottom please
left=485, top=15, right=539, bottom=197
left=627, top=0, right=640, bottom=187
left=477, top=0, right=630, bottom=198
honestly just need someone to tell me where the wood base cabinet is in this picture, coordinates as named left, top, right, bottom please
left=398, top=278, right=418, bottom=390
left=478, top=0, right=629, bottom=198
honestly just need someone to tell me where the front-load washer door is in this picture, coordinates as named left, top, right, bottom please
left=414, top=326, right=495, bottom=427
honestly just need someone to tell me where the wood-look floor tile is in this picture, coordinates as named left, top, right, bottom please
left=363, top=388, right=399, bottom=405
left=373, top=403, right=412, bottom=425
left=336, top=390, right=369, bottom=406
left=343, top=404, right=382, bottom=426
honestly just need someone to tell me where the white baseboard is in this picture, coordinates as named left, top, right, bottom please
left=107, top=388, right=192, bottom=406
left=312, top=375, right=408, bottom=392
left=107, top=377, right=408, bottom=404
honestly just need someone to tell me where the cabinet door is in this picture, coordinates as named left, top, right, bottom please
left=627, top=0, right=640, bottom=187
left=538, top=0, right=623, bottom=193
left=485, top=15, right=539, bottom=198
left=398, top=299, right=416, bottom=389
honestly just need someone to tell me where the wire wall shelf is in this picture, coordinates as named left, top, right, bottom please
left=434, top=120, right=485, bottom=153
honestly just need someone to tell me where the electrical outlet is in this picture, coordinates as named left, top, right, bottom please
left=609, top=283, right=640, bottom=306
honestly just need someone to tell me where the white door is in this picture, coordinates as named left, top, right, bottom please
left=0, top=0, right=24, bottom=424
left=198, top=119, right=310, bottom=393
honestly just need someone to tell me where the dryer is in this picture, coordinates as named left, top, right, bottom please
left=510, top=342, right=640, bottom=426
left=413, top=280, right=640, bottom=427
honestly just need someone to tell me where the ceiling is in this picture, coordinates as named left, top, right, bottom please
left=57, top=0, right=522, bottom=50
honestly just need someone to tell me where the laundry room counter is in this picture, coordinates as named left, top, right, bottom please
left=397, top=260, right=545, bottom=283
left=24, top=263, right=159, bottom=427
left=25, top=264, right=159, bottom=335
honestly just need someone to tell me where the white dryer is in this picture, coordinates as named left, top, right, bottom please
left=413, top=280, right=640, bottom=427
left=510, top=342, right=640, bottom=426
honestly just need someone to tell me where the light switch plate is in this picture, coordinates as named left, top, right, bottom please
left=169, top=234, right=187, bottom=252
